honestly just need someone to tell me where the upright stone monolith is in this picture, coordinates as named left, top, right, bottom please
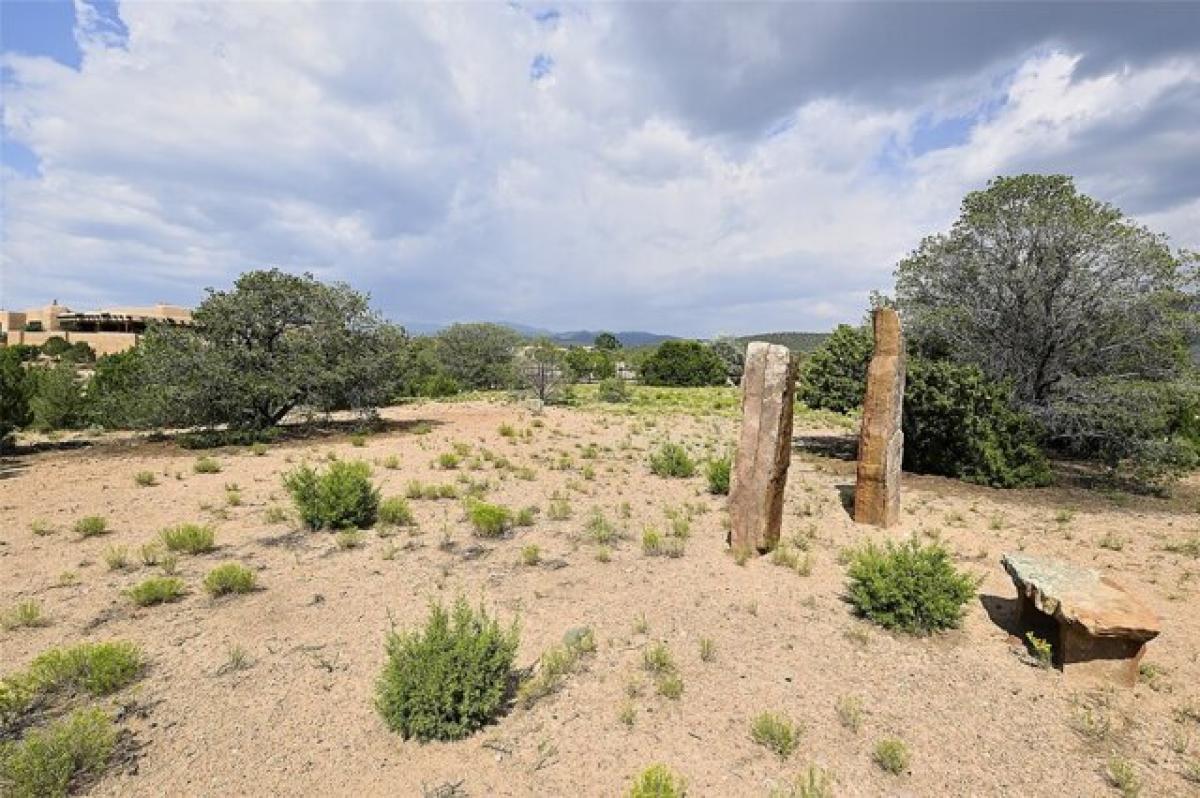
left=853, top=308, right=905, bottom=527
left=728, top=342, right=797, bottom=553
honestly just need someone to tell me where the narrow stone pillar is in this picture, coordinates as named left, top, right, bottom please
left=728, top=342, right=797, bottom=553
left=853, top=308, right=906, bottom=527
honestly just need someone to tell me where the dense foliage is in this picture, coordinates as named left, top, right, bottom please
left=903, top=359, right=1051, bottom=489
left=846, top=539, right=978, bottom=635
left=375, top=598, right=518, bottom=742
left=0, top=349, right=32, bottom=450
left=434, top=323, right=519, bottom=390
left=640, top=340, right=727, bottom=387
left=132, top=269, right=403, bottom=430
left=896, top=174, right=1199, bottom=488
left=283, top=460, right=380, bottom=530
left=797, top=324, right=873, bottom=413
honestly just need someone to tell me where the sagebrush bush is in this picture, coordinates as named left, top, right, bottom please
left=73, top=516, right=108, bottom=538
left=649, top=443, right=695, bottom=478
left=597, top=378, right=630, bottom=403
left=466, top=500, right=513, bottom=537
left=2, top=641, right=144, bottom=727
left=377, top=497, right=415, bottom=527
left=0, top=707, right=116, bottom=798
left=873, top=737, right=910, bottom=774
left=192, top=456, right=222, bottom=474
left=160, top=523, right=216, bottom=554
left=846, top=539, right=977, bottom=635
left=750, top=711, right=802, bottom=759
left=283, top=460, right=380, bottom=530
left=127, top=577, right=185, bottom=607
left=706, top=456, right=731, bottom=495
left=628, top=763, right=687, bottom=798
left=203, top=563, right=256, bottom=596
left=375, top=598, right=518, bottom=742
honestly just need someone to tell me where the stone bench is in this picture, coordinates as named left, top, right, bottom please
left=1001, top=553, right=1161, bottom=687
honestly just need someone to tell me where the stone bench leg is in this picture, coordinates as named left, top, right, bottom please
left=1058, top=625, right=1147, bottom=688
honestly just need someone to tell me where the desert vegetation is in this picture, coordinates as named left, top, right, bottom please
left=2, top=176, right=1199, bottom=796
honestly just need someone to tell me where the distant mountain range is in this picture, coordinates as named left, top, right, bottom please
left=404, top=320, right=830, bottom=352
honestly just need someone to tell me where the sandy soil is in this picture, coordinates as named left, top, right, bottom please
left=2, top=398, right=1199, bottom=797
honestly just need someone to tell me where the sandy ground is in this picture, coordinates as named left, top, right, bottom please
left=2, top=397, right=1199, bottom=797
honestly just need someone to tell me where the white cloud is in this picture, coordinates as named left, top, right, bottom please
left=2, top=3, right=1198, bottom=335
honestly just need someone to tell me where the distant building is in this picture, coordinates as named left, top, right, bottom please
left=0, top=301, right=193, bottom=356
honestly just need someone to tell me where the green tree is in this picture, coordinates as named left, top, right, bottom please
left=565, top=346, right=615, bottom=382
left=710, top=336, right=746, bottom=384
left=593, top=332, right=621, bottom=351
left=896, top=174, right=1199, bottom=487
left=29, top=362, right=87, bottom=431
left=435, top=323, right=520, bottom=390
left=40, top=336, right=71, bottom=357
left=640, top=340, right=727, bottom=387
left=134, top=269, right=402, bottom=431
left=396, top=336, right=459, bottom=398
left=797, top=324, right=872, bottom=412
left=0, top=348, right=32, bottom=449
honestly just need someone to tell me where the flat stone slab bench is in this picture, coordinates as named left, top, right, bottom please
left=1001, top=552, right=1160, bottom=687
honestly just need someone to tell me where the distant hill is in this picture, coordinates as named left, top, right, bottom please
left=735, top=331, right=830, bottom=354
left=549, top=329, right=677, bottom=347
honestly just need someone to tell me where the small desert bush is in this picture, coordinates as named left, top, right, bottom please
left=73, top=516, right=108, bottom=538
left=18, top=641, right=143, bottom=701
left=102, top=545, right=129, bottom=571
left=772, top=766, right=834, bottom=798
left=845, top=539, right=977, bottom=635
left=515, top=506, right=537, bottom=526
left=0, top=707, right=116, bottom=798
left=160, top=523, right=216, bottom=554
left=375, top=598, right=518, bottom=742
left=750, top=712, right=801, bottom=759
left=192, top=456, right=222, bottom=474
left=520, top=544, right=541, bottom=566
left=699, top=638, right=716, bottom=663
left=1, top=601, right=48, bottom=632
left=597, top=377, right=630, bottom=404
left=127, top=577, right=185, bottom=607
left=649, top=443, right=695, bottom=478
left=516, top=627, right=595, bottom=708
left=335, top=529, right=365, bottom=550
left=706, top=456, right=731, bottom=495
left=203, top=563, right=256, bottom=596
left=133, top=470, right=158, bottom=487
left=283, top=460, right=380, bottom=530
left=465, top=500, right=513, bottom=537
left=628, top=763, right=686, bottom=798
left=873, top=738, right=909, bottom=774
left=586, top=510, right=618, bottom=545
left=378, top=497, right=416, bottom=528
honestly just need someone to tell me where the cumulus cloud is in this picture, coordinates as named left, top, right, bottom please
left=1, top=1, right=1198, bottom=335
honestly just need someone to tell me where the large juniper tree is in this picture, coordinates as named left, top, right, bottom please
left=896, top=175, right=1199, bottom=485
left=136, top=269, right=404, bottom=431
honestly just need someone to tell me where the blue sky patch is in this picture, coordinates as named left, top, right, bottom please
left=530, top=52, right=554, bottom=81
left=1, top=0, right=81, bottom=69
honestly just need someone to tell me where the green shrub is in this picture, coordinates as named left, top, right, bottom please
left=133, top=471, right=158, bottom=487
left=0, top=348, right=33, bottom=450
left=705, top=456, right=731, bottom=495
left=29, top=362, right=87, bottom=432
left=750, top=711, right=801, bottom=759
left=160, top=523, right=216, bottom=554
left=903, top=358, right=1051, bottom=488
left=377, top=497, right=415, bottom=527
left=73, top=516, right=108, bottom=538
left=797, top=324, right=873, bottom=413
left=628, top=763, right=687, bottom=798
left=873, top=737, right=910, bottom=774
left=597, top=378, right=630, bottom=403
left=515, top=627, right=594, bottom=707
left=846, top=539, right=977, bottom=635
left=283, top=460, right=380, bottom=530
left=649, top=443, right=695, bottom=478
left=375, top=598, right=518, bottom=742
left=20, top=641, right=143, bottom=701
left=1, top=601, right=48, bottom=632
left=127, top=577, right=185, bottom=607
left=192, top=456, right=222, bottom=474
left=0, top=708, right=116, bottom=798
left=203, top=563, right=256, bottom=596
left=520, top=544, right=541, bottom=566
left=640, top=340, right=727, bottom=387
left=466, top=500, right=513, bottom=537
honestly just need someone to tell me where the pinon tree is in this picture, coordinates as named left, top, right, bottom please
left=896, top=174, right=1199, bottom=486
left=134, top=269, right=403, bottom=431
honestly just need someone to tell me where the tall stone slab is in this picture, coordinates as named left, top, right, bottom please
left=854, top=308, right=906, bottom=527
left=728, top=342, right=797, bottom=553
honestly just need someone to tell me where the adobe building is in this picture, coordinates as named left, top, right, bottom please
left=0, top=301, right=193, bottom=356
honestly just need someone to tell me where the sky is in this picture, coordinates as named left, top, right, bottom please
left=1, top=1, right=1198, bottom=337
